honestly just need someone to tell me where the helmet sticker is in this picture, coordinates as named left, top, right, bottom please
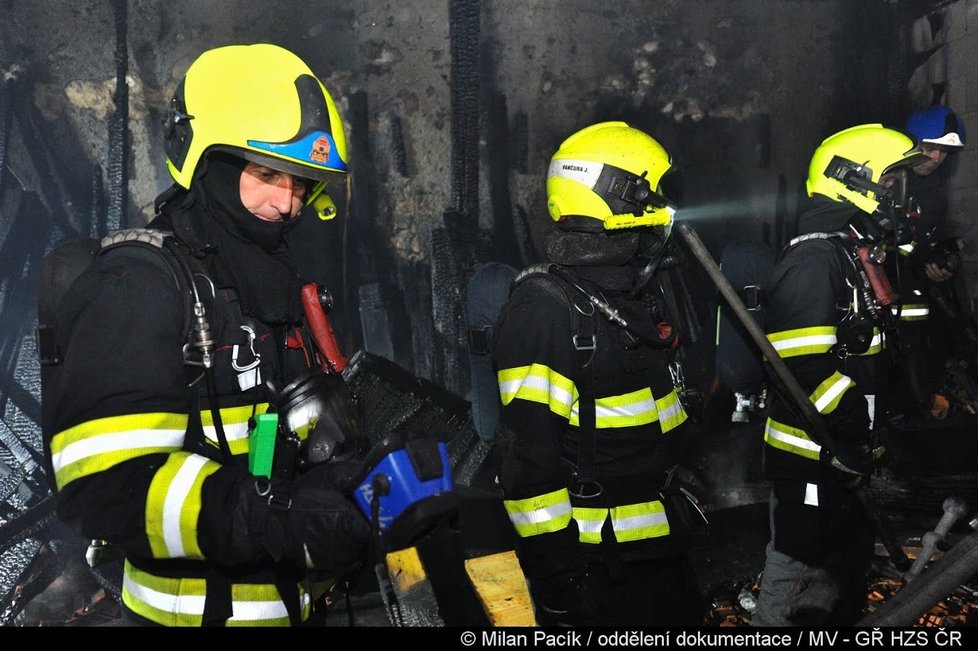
left=310, top=135, right=331, bottom=163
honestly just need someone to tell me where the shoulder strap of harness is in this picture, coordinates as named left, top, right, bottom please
left=100, top=228, right=232, bottom=463
left=99, top=228, right=198, bottom=346
left=512, top=264, right=601, bottom=499
left=781, top=230, right=869, bottom=301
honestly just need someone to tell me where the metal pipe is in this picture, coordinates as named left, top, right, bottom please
left=905, top=497, right=969, bottom=582
left=859, top=529, right=978, bottom=626
left=675, top=223, right=824, bottom=437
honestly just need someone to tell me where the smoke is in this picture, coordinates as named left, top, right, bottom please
left=673, top=194, right=783, bottom=224
left=700, top=421, right=768, bottom=510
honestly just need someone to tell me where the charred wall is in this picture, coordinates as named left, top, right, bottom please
left=2, top=0, right=936, bottom=389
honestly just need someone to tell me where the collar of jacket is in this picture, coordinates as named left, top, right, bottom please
left=796, top=199, right=861, bottom=235
left=788, top=231, right=848, bottom=247
left=563, top=264, right=637, bottom=292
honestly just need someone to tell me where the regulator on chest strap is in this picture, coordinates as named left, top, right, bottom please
left=787, top=232, right=898, bottom=357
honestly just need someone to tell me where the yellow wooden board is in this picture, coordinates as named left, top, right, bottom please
left=464, top=550, right=536, bottom=627
left=386, top=546, right=427, bottom=595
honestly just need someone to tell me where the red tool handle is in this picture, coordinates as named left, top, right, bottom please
left=301, top=282, right=348, bottom=373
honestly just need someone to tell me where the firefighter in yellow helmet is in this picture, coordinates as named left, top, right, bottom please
left=492, top=122, right=704, bottom=626
left=44, top=43, right=369, bottom=626
left=752, top=125, right=925, bottom=626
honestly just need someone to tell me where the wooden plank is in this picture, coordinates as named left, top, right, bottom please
left=386, top=547, right=426, bottom=594
left=464, top=550, right=536, bottom=626
left=385, top=546, right=444, bottom=626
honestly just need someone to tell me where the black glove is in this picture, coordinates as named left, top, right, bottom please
left=528, top=568, right=593, bottom=627
left=281, top=464, right=371, bottom=573
left=309, top=458, right=363, bottom=495
left=828, top=454, right=869, bottom=490
left=224, top=464, right=371, bottom=575
left=828, top=436, right=884, bottom=489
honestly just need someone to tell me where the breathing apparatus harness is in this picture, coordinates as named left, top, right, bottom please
left=94, top=229, right=238, bottom=463
left=784, top=229, right=897, bottom=357
left=78, top=228, right=361, bottom=625
left=102, top=230, right=356, bottom=478
left=512, top=261, right=683, bottom=502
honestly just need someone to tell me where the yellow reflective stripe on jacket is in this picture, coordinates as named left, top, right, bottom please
left=122, top=561, right=311, bottom=626
left=50, top=412, right=188, bottom=489
left=145, top=452, right=221, bottom=560
left=609, top=501, right=670, bottom=543
left=764, top=417, right=821, bottom=460
left=567, top=387, right=687, bottom=431
left=201, top=403, right=269, bottom=456
left=811, top=371, right=856, bottom=415
left=898, top=243, right=915, bottom=255
left=767, top=326, right=837, bottom=358
left=572, top=506, right=608, bottom=544
left=766, top=369, right=853, bottom=460
left=854, top=328, right=885, bottom=356
left=892, top=304, right=929, bottom=321
left=570, top=503, right=671, bottom=544
left=655, top=390, right=688, bottom=433
left=569, top=387, right=656, bottom=428
left=497, top=364, right=577, bottom=419
left=503, top=487, right=572, bottom=537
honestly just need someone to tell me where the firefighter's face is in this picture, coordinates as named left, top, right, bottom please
left=912, top=145, right=948, bottom=177
left=239, top=162, right=308, bottom=222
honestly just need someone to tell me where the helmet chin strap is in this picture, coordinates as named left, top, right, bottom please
left=847, top=212, right=887, bottom=245
left=628, top=228, right=680, bottom=297
left=629, top=255, right=663, bottom=298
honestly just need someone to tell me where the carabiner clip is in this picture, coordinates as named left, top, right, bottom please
left=232, top=325, right=262, bottom=372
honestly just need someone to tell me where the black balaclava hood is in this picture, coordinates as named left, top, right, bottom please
left=796, top=196, right=862, bottom=236
left=167, top=153, right=306, bottom=324
left=545, top=228, right=641, bottom=266
left=545, top=228, right=641, bottom=291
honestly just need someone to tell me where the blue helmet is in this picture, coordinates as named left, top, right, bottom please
left=906, top=106, right=966, bottom=149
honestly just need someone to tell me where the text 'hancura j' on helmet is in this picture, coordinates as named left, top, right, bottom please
left=806, top=123, right=925, bottom=216
left=162, top=43, right=348, bottom=220
left=546, top=121, right=675, bottom=235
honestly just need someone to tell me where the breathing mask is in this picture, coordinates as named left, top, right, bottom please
left=249, top=368, right=366, bottom=480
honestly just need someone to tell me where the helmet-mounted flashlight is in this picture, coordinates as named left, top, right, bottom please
left=601, top=166, right=671, bottom=217
left=824, top=156, right=891, bottom=200
left=306, top=181, right=339, bottom=220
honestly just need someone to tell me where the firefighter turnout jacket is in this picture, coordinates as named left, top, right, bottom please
left=763, top=203, right=888, bottom=481
left=493, top=264, right=692, bottom=582
left=46, top=216, right=324, bottom=625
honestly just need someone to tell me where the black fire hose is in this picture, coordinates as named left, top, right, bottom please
left=858, top=529, right=978, bottom=626
left=674, top=223, right=910, bottom=571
